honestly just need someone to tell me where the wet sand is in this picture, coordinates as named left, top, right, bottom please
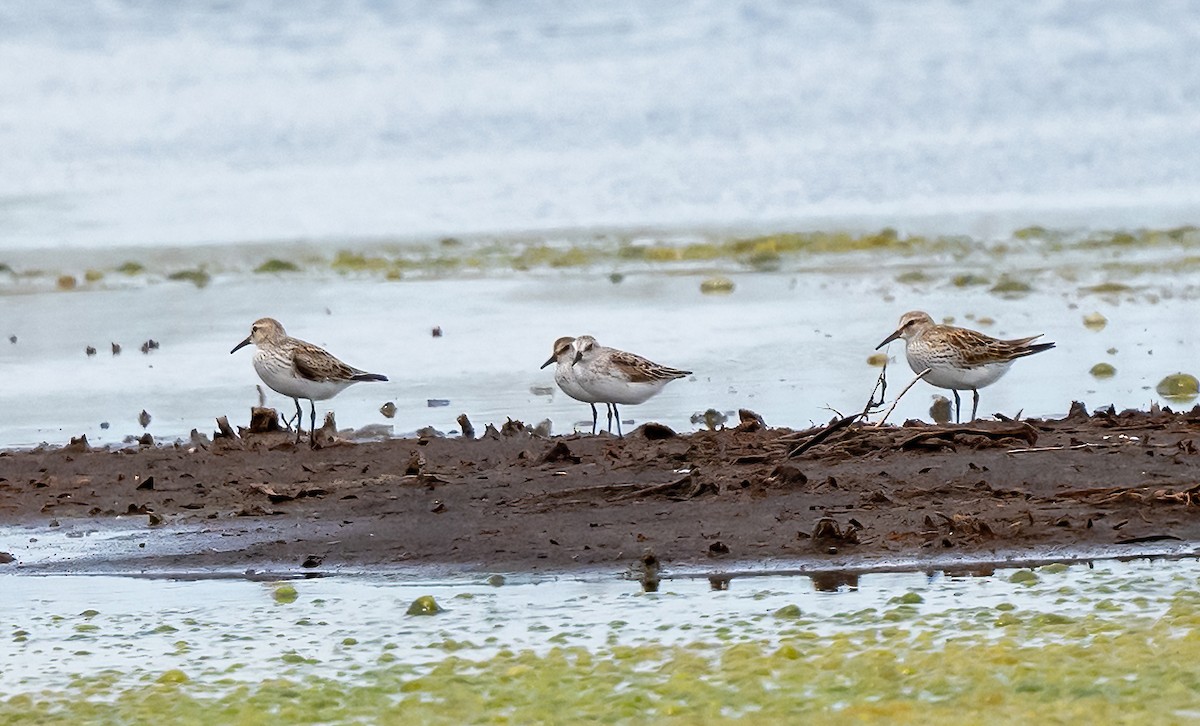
left=3, top=404, right=1200, bottom=575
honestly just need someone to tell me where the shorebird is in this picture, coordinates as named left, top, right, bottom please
left=541, top=336, right=612, bottom=435
left=570, top=335, right=691, bottom=436
left=876, top=311, right=1055, bottom=423
left=231, top=318, right=388, bottom=446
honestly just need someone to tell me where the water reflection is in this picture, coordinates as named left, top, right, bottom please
left=811, top=571, right=860, bottom=592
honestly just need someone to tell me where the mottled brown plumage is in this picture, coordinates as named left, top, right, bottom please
left=876, top=310, right=1054, bottom=422
left=231, top=318, right=387, bottom=446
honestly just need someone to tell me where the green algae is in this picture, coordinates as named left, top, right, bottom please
left=1010, top=570, right=1039, bottom=585
left=1090, top=363, right=1116, bottom=379
left=10, top=225, right=1200, bottom=289
left=699, top=276, right=735, bottom=295
left=1156, top=373, right=1200, bottom=401
left=254, top=259, right=301, bottom=274
left=895, top=270, right=931, bottom=284
left=1082, top=312, right=1108, bottom=331
left=167, top=268, right=211, bottom=288
left=405, top=595, right=444, bottom=616
left=6, top=592, right=1200, bottom=725
left=951, top=273, right=990, bottom=287
left=989, top=276, right=1032, bottom=298
left=332, top=250, right=389, bottom=272
left=272, top=585, right=298, bottom=604
left=1081, top=282, right=1132, bottom=295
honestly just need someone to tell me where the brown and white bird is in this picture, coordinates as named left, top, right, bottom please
left=231, top=318, right=387, bottom=446
left=876, top=311, right=1054, bottom=423
left=570, top=335, right=691, bottom=436
left=541, top=336, right=612, bottom=435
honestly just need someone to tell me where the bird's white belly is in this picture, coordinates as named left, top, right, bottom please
left=906, top=350, right=1012, bottom=391
left=555, top=364, right=602, bottom=404
left=253, top=355, right=349, bottom=401
left=576, top=368, right=665, bottom=405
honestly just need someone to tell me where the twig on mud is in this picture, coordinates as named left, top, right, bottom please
left=899, top=423, right=1037, bottom=450
left=875, top=368, right=931, bottom=426
left=1007, top=444, right=1096, bottom=454
left=542, top=482, right=645, bottom=499
left=859, top=359, right=889, bottom=419
left=786, top=413, right=863, bottom=458
left=609, top=472, right=708, bottom=501
left=1008, top=436, right=1177, bottom=455
left=778, top=363, right=891, bottom=457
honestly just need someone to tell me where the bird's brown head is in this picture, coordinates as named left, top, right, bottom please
left=876, top=310, right=935, bottom=349
left=231, top=317, right=286, bottom=354
left=541, top=336, right=576, bottom=369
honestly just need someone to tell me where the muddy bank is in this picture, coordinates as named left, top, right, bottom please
left=3, top=405, right=1200, bottom=574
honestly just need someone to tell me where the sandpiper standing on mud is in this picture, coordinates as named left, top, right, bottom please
left=570, top=335, right=691, bottom=436
left=876, top=311, right=1054, bottom=423
left=541, top=336, right=612, bottom=435
left=231, top=318, right=388, bottom=447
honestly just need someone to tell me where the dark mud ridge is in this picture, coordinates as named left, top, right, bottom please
left=3, top=404, right=1200, bottom=574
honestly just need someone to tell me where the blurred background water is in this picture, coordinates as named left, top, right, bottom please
left=1, top=0, right=1200, bottom=447
left=3, top=0, right=1200, bottom=248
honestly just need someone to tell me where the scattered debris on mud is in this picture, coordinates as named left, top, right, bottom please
left=3, top=402, right=1200, bottom=572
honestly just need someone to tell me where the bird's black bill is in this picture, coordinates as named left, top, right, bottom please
left=572, top=351, right=582, bottom=366
left=540, top=355, right=556, bottom=370
left=875, top=330, right=902, bottom=350
left=230, top=337, right=252, bottom=354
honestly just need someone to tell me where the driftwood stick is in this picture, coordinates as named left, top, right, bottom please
left=610, top=473, right=697, bottom=502
left=898, top=423, right=1038, bottom=450
left=860, top=359, right=889, bottom=419
left=1008, top=444, right=1095, bottom=454
left=786, top=413, right=863, bottom=458
left=875, top=368, right=931, bottom=426
left=543, top=482, right=645, bottom=499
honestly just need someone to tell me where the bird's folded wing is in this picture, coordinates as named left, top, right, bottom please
left=610, top=350, right=691, bottom=382
left=293, top=343, right=356, bottom=382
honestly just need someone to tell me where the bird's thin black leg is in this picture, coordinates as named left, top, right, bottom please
left=590, top=403, right=598, bottom=435
left=952, top=390, right=962, bottom=425
left=614, top=404, right=623, bottom=438
left=293, top=398, right=303, bottom=444
left=971, top=389, right=980, bottom=422
left=606, top=404, right=614, bottom=434
left=309, top=400, right=317, bottom=449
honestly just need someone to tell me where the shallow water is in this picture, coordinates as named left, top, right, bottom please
left=2, top=228, right=1199, bottom=448
left=2, top=558, right=1199, bottom=722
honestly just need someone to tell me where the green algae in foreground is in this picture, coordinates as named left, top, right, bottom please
left=5, top=589, right=1200, bottom=725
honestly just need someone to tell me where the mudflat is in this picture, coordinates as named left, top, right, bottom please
left=2, top=404, right=1200, bottom=574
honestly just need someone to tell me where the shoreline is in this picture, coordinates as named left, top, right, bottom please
left=3, top=404, right=1200, bottom=576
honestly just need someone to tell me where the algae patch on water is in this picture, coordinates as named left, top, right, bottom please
left=699, top=276, right=735, bottom=295
left=255, top=259, right=301, bottom=274
left=406, top=595, right=444, bottom=616
left=1156, top=373, right=1200, bottom=401
left=1090, top=363, right=1116, bottom=379
left=1083, top=312, right=1108, bottom=331
left=167, top=268, right=211, bottom=288
left=6, top=587, right=1200, bottom=725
